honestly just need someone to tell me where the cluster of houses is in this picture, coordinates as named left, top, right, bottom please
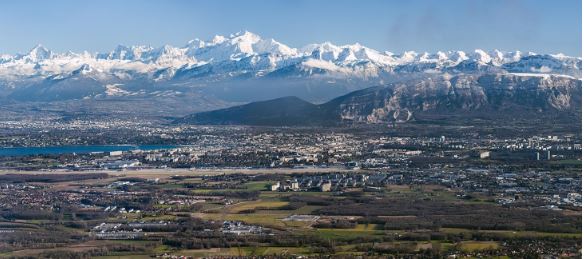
left=91, top=221, right=175, bottom=240
left=269, top=173, right=390, bottom=192
left=270, top=179, right=331, bottom=192
left=91, top=223, right=144, bottom=240
left=103, top=205, right=141, bottom=214
left=264, top=169, right=582, bottom=210
left=221, top=221, right=267, bottom=235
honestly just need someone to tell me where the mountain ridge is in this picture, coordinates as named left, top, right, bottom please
left=1, top=31, right=580, bottom=83
left=176, top=73, right=582, bottom=126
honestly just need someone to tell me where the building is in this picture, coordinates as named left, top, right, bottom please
left=221, top=221, right=264, bottom=235
left=270, top=182, right=280, bottom=191
left=320, top=181, right=332, bottom=192
left=100, top=160, right=141, bottom=169
left=109, top=151, right=123, bottom=156
left=291, top=180, right=299, bottom=191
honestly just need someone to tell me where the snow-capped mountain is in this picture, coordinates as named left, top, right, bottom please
left=0, top=31, right=581, bottom=103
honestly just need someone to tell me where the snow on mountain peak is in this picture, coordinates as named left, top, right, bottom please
left=447, top=51, right=469, bottom=63
left=185, top=38, right=206, bottom=50
left=254, top=38, right=297, bottom=57
left=302, top=42, right=341, bottom=54
left=211, top=35, right=226, bottom=45
left=473, top=49, right=492, bottom=64
left=435, top=51, right=449, bottom=61
left=71, top=63, right=93, bottom=75
left=399, top=51, right=418, bottom=63
left=231, top=30, right=261, bottom=42
left=183, top=31, right=298, bottom=62
left=99, top=44, right=154, bottom=61
left=229, top=31, right=262, bottom=54
left=20, top=44, right=53, bottom=62
left=303, top=42, right=343, bottom=61
left=0, top=31, right=580, bottom=84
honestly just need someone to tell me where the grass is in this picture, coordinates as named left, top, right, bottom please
left=353, top=224, right=378, bottom=231
left=550, top=159, right=581, bottom=165
left=152, top=244, right=171, bottom=253
left=0, top=221, right=41, bottom=229
left=106, top=240, right=154, bottom=245
left=243, top=181, right=270, bottom=191
left=242, top=246, right=311, bottom=256
left=258, top=192, right=285, bottom=199
left=158, top=183, right=184, bottom=189
left=197, top=197, right=320, bottom=229
left=312, top=224, right=387, bottom=240
left=140, top=214, right=178, bottom=221
left=459, top=241, right=499, bottom=252
left=93, top=255, right=152, bottom=259
left=441, top=228, right=582, bottom=238
left=2, top=240, right=155, bottom=258
left=228, top=200, right=289, bottom=213
left=173, top=248, right=247, bottom=257
left=384, top=185, right=463, bottom=202
left=200, top=202, right=225, bottom=212
left=258, top=191, right=333, bottom=204
left=293, top=205, right=321, bottom=214
left=191, top=189, right=216, bottom=194
left=440, top=242, right=455, bottom=251
left=175, top=246, right=311, bottom=257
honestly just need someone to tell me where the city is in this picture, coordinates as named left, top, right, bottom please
left=0, top=119, right=580, bottom=258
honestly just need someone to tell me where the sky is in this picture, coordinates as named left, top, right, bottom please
left=0, top=0, right=581, bottom=56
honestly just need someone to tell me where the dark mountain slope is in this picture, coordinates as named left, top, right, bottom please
left=176, top=74, right=582, bottom=126
left=174, top=96, right=338, bottom=126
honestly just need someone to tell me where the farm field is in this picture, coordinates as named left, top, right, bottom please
left=0, top=169, right=580, bottom=258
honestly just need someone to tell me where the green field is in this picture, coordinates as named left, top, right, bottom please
left=243, top=181, right=270, bottom=191
left=459, top=241, right=500, bottom=252
left=313, top=224, right=389, bottom=240
left=441, top=228, right=581, bottom=238
left=228, top=200, right=289, bottom=213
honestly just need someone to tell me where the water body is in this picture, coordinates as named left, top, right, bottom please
left=0, top=145, right=178, bottom=157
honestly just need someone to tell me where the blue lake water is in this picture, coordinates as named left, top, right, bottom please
left=0, top=145, right=178, bottom=156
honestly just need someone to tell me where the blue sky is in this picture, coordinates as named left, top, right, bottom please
left=0, top=0, right=581, bottom=55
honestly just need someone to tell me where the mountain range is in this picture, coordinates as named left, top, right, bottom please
left=175, top=73, right=582, bottom=126
left=0, top=31, right=581, bottom=122
left=0, top=31, right=581, bottom=100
